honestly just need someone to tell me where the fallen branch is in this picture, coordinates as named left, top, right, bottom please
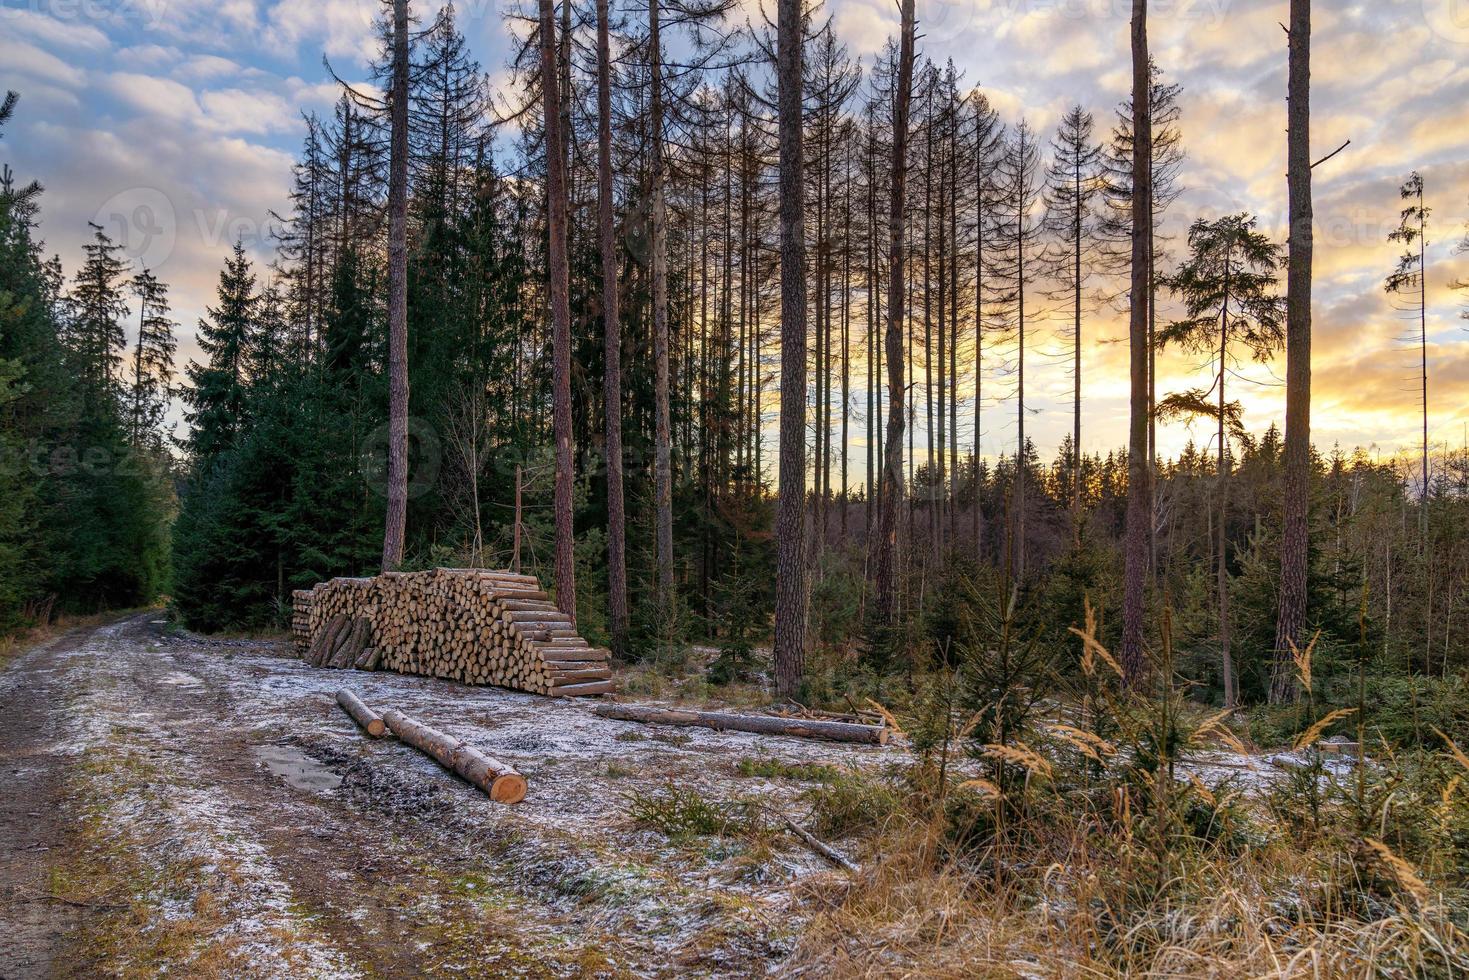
left=594, top=703, right=888, bottom=745
left=335, top=689, right=386, bottom=738
left=382, top=708, right=527, bottom=804
left=781, top=816, right=859, bottom=873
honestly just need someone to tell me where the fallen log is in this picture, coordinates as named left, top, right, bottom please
left=594, top=704, right=889, bottom=745
left=336, top=689, right=386, bottom=737
left=382, top=709, right=527, bottom=804
left=782, top=815, right=859, bottom=872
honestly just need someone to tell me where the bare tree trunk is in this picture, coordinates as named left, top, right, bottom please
left=873, top=0, right=915, bottom=623
left=1120, top=0, right=1153, bottom=682
left=381, top=0, right=410, bottom=572
left=1218, top=272, right=1234, bottom=708
left=1272, top=0, right=1312, bottom=703
left=649, top=0, right=676, bottom=625
left=596, top=0, right=628, bottom=656
left=773, top=0, right=808, bottom=698
left=539, top=0, right=576, bottom=618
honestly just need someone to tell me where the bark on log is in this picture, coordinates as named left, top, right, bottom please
left=336, top=689, right=387, bottom=738
left=382, top=709, right=527, bottom=804
left=594, top=704, right=888, bottom=745
left=782, top=815, right=859, bottom=872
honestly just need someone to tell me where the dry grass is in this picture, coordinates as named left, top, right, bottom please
left=780, top=617, right=1469, bottom=978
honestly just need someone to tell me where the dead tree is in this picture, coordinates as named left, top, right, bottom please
left=538, top=0, right=576, bottom=618
left=873, top=0, right=916, bottom=623
left=382, top=0, right=410, bottom=571
left=773, top=0, right=809, bottom=697
left=1120, top=0, right=1153, bottom=682
left=1272, top=0, right=1313, bottom=703
left=596, top=0, right=629, bottom=656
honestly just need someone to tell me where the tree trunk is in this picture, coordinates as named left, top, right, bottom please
left=595, top=703, right=889, bottom=745
left=596, top=0, right=628, bottom=657
left=539, top=0, right=576, bottom=619
left=1272, top=0, right=1312, bottom=704
left=382, top=709, right=527, bottom=803
left=873, top=0, right=915, bottom=623
left=336, top=689, right=387, bottom=738
left=1218, top=270, right=1234, bottom=709
left=381, top=0, right=410, bottom=572
left=1120, top=0, right=1153, bottom=682
left=773, top=0, right=808, bottom=698
left=649, top=0, right=676, bottom=624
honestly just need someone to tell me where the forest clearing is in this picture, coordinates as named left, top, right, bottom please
left=5, top=0, right=1469, bottom=974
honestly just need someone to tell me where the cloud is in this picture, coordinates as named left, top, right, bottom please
left=0, top=37, right=89, bottom=89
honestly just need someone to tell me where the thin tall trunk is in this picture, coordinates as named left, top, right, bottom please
left=873, top=0, right=916, bottom=623
left=539, top=0, right=576, bottom=617
left=1218, top=255, right=1235, bottom=708
left=596, top=0, right=627, bottom=654
left=1072, top=150, right=1083, bottom=528
left=649, top=0, right=675, bottom=621
left=382, top=0, right=410, bottom=572
left=1120, top=0, right=1153, bottom=681
left=773, top=0, right=809, bottom=698
left=1272, top=0, right=1312, bottom=703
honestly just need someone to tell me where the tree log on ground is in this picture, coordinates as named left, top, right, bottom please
left=594, top=704, right=888, bottom=745
left=336, top=689, right=386, bottom=737
left=382, top=708, right=527, bottom=804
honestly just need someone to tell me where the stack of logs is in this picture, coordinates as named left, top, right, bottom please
left=294, top=568, right=614, bottom=697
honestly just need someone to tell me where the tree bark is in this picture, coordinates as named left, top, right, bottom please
left=336, top=689, right=387, bottom=737
left=382, top=709, right=528, bottom=803
left=1272, top=0, right=1312, bottom=703
left=649, top=0, right=676, bottom=624
left=381, top=0, right=410, bottom=572
left=539, top=0, right=577, bottom=620
left=596, top=0, right=628, bottom=657
left=773, top=0, right=808, bottom=698
left=595, top=703, right=889, bottom=745
left=872, top=0, right=915, bottom=624
left=1120, top=0, right=1153, bottom=682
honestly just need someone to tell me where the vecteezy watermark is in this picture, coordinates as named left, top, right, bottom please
left=939, top=0, right=1234, bottom=32
left=361, top=417, right=444, bottom=500
left=0, top=0, right=171, bottom=30
left=1423, top=0, right=1469, bottom=43
left=93, top=186, right=286, bottom=270
left=94, top=186, right=176, bottom=271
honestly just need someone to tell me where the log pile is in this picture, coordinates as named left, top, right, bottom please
left=293, top=568, right=614, bottom=697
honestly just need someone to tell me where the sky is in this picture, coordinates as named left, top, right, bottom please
left=2, top=0, right=1467, bottom=477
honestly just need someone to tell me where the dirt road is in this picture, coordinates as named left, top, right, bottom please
left=0, top=614, right=896, bottom=978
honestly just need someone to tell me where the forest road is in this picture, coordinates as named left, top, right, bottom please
left=0, top=612, right=894, bottom=978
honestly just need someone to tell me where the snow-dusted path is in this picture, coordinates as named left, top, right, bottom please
left=0, top=614, right=899, bottom=978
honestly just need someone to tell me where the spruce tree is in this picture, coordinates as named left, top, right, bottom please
left=185, top=240, right=258, bottom=463
left=128, top=267, right=177, bottom=451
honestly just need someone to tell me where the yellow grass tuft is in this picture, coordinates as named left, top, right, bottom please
left=1068, top=600, right=1124, bottom=681
left=1044, top=723, right=1117, bottom=763
left=981, top=742, right=1054, bottom=779
left=1364, top=838, right=1431, bottom=906
left=1432, top=727, right=1469, bottom=775
left=1288, top=629, right=1320, bottom=695
left=1293, top=708, right=1357, bottom=752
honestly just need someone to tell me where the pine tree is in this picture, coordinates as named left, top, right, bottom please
left=128, top=267, right=177, bottom=451
left=185, top=241, right=258, bottom=463
left=773, top=0, right=810, bottom=695
left=1384, top=171, right=1430, bottom=532
left=1272, top=0, right=1313, bottom=703
left=1159, top=213, right=1284, bottom=707
left=64, top=222, right=131, bottom=419
left=1044, top=105, right=1105, bottom=529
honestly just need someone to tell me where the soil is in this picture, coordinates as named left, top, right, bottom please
left=0, top=613, right=899, bottom=978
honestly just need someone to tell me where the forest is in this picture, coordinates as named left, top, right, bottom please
left=4, top=0, right=1469, bottom=973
